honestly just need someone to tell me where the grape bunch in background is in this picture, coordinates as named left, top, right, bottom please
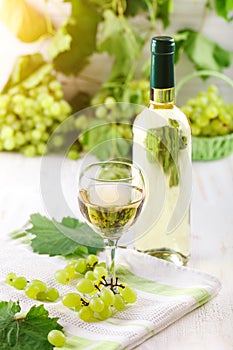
left=0, top=54, right=72, bottom=157
left=180, top=84, right=233, bottom=137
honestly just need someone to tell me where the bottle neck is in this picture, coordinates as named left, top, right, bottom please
left=150, top=50, right=175, bottom=106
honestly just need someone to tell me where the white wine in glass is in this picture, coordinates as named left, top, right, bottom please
left=78, top=161, right=145, bottom=279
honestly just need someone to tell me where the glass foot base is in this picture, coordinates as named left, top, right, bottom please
left=137, top=248, right=189, bottom=266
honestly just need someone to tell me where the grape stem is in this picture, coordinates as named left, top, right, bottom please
left=99, top=276, right=125, bottom=294
left=81, top=298, right=89, bottom=306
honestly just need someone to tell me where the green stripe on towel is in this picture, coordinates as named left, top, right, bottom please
left=57, top=336, right=93, bottom=349
left=116, top=265, right=211, bottom=305
left=58, top=336, right=121, bottom=350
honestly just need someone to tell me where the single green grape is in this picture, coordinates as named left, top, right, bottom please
left=13, top=276, right=27, bottom=290
left=64, top=264, right=78, bottom=279
left=25, top=285, right=41, bottom=300
left=98, top=306, right=113, bottom=320
left=60, top=100, right=72, bottom=115
left=47, top=330, right=66, bottom=347
left=36, top=291, right=48, bottom=301
left=219, top=112, right=232, bottom=125
left=39, top=94, right=54, bottom=109
left=29, top=279, right=47, bottom=292
left=67, top=149, right=79, bottom=160
left=49, top=102, right=61, bottom=117
left=86, top=254, right=98, bottom=267
left=84, top=271, right=96, bottom=281
left=191, top=124, right=201, bottom=136
left=76, top=278, right=95, bottom=294
left=75, top=258, right=87, bottom=274
left=79, top=306, right=94, bottom=322
left=1, top=125, right=14, bottom=139
left=196, top=115, right=209, bottom=128
left=89, top=297, right=105, bottom=313
left=120, top=285, right=137, bottom=304
left=22, top=145, right=36, bottom=157
left=93, top=266, right=107, bottom=280
left=46, top=288, right=60, bottom=302
left=31, top=129, right=42, bottom=141
left=6, top=272, right=17, bottom=286
left=3, top=138, right=16, bottom=151
left=114, top=294, right=126, bottom=311
left=95, top=262, right=106, bottom=269
left=51, top=135, right=64, bottom=148
left=55, top=270, right=70, bottom=285
left=95, top=106, right=107, bottom=119
left=99, top=288, right=115, bottom=306
left=104, top=97, right=116, bottom=109
left=62, top=293, right=82, bottom=308
left=206, top=105, right=218, bottom=119
left=37, top=143, right=47, bottom=155
left=74, top=114, right=88, bottom=129
left=49, top=80, right=62, bottom=92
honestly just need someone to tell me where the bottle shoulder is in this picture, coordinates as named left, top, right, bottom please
left=134, top=105, right=190, bottom=131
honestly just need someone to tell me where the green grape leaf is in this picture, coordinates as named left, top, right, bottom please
left=2, top=53, right=47, bottom=92
left=98, top=10, right=144, bottom=80
left=27, top=213, right=104, bottom=256
left=214, top=0, right=233, bottom=21
left=124, top=0, right=148, bottom=16
left=176, top=30, right=232, bottom=71
left=156, top=0, right=173, bottom=28
left=174, top=31, right=190, bottom=64
left=49, top=0, right=100, bottom=75
left=47, top=25, right=72, bottom=60
left=0, top=301, right=62, bottom=350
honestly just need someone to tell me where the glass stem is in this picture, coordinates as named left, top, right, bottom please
left=104, top=238, right=118, bottom=280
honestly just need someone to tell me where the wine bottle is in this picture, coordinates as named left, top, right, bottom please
left=133, top=36, right=192, bottom=266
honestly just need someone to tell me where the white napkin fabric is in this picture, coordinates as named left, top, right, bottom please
left=0, top=240, right=221, bottom=350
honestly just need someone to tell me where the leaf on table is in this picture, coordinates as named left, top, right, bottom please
left=48, top=0, right=100, bottom=75
left=2, top=53, right=50, bottom=93
left=176, top=30, right=232, bottom=71
left=98, top=10, right=144, bottom=80
left=214, top=0, right=233, bottom=21
left=0, top=301, right=62, bottom=350
left=0, top=0, right=52, bottom=43
left=27, top=213, right=103, bottom=257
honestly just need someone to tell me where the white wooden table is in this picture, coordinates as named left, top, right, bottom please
left=0, top=152, right=232, bottom=350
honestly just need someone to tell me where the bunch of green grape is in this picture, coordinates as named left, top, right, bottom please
left=55, top=254, right=137, bottom=322
left=71, top=79, right=150, bottom=160
left=6, top=272, right=60, bottom=302
left=6, top=254, right=137, bottom=323
left=180, top=84, right=233, bottom=137
left=0, top=74, right=72, bottom=157
left=73, top=79, right=149, bottom=134
left=90, top=79, right=149, bottom=121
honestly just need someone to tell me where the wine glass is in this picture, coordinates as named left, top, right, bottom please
left=78, top=161, right=145, bottom=280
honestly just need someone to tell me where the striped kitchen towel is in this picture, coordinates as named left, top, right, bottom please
left=0, top=242, right=221, bottom=349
